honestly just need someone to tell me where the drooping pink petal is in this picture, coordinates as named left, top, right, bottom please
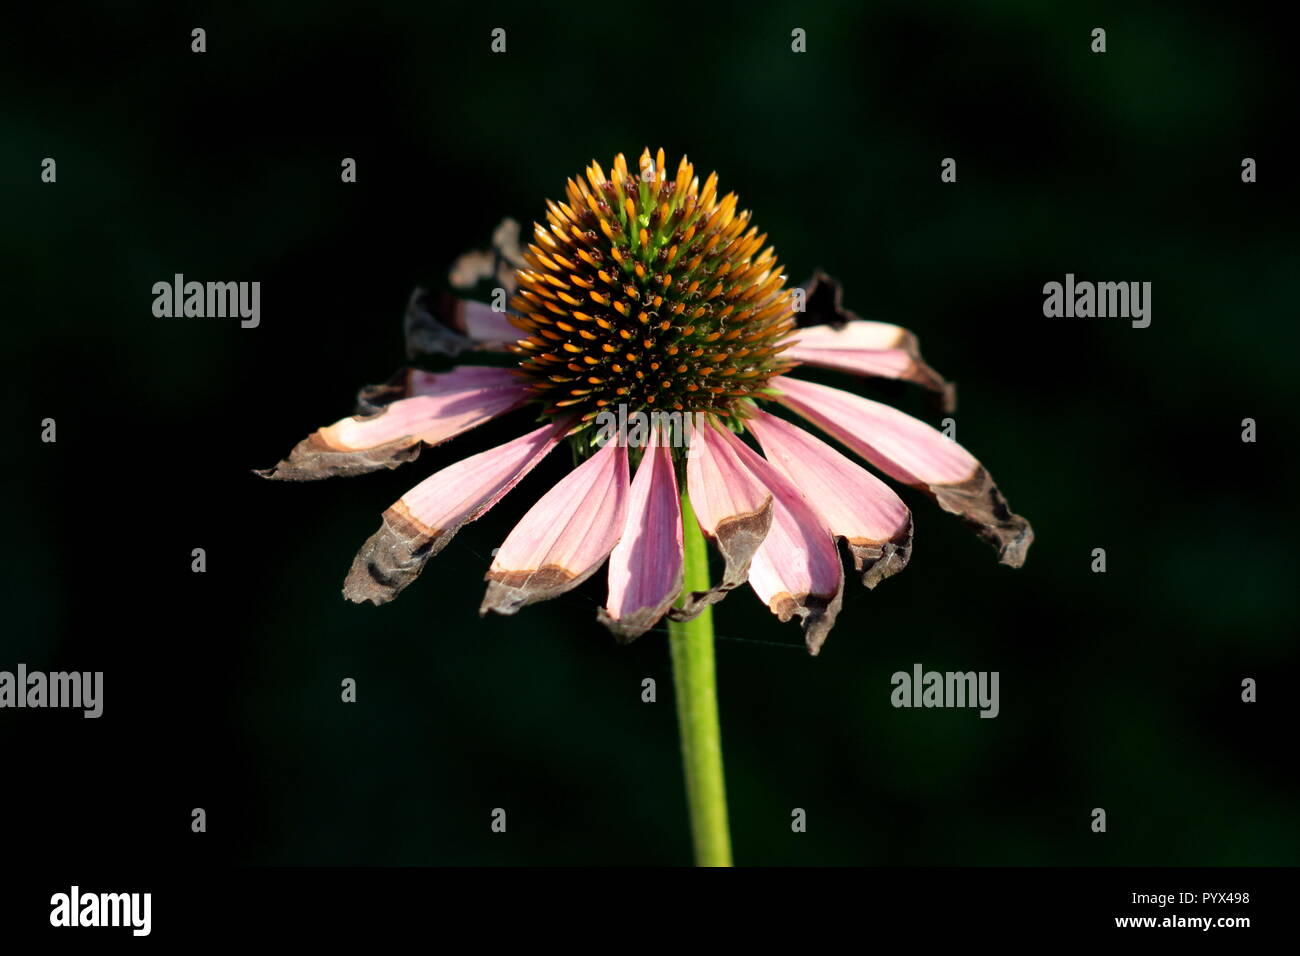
left=481, top=439, right=630, bottom=615
left=598, top=430, right=684, bottom=640
left=785, top=325, right=953, bottom=410
left=789, top=271, right=953, bottom=409
left=671, top=417, right=773, bottom=619
left=356, top=364, right=533, bottom=413
left=771, top=375, right=1033, bottom=567
left=710, top=424, right=844, bottom=656
left=745, top=410, right=913, bottom=589
left=258, top=365, right=526, bottom=480
left=342, top=419, right=570, bottom=605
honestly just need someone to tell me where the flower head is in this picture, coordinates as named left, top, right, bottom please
left=511, top=148, right=796, bottom=421
left=259, top=149, right=1033, bottom=654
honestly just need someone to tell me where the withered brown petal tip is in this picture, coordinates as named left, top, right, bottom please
left=798, top=269, right=853, bottom=329
left=480, top=565, right=590, bottom=617
left=995, top=520, right=1034, bottom=568
left=597, top=606, right=664, bottom=644
left=770, top=587, right=844, bottom=656
left=931, top=466, right=1034, bottom=568
left=342, top=508, right=445, bottom=606
left=940, top=382, right=958, bottom=415
left=667, top=498, right=773, bottom=622
left=849, top=514, right=915, bottom=590
left=255, top=434, right=422, bottom=481
left=895, top=329, right=956, bottom=406
left=598, top=567, right=685, bottom=643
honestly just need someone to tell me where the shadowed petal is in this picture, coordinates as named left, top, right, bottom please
left=455, top=300, right=520, bottom=349
left=393, top=365, right=527, bottom=400
left=342, top=420, right=570, bottom=605
left=404, top=288, right=521, bottom=358
left=670, top=419, right=773, bottom=620
left=772, top=375, right=1033, bottom=567
left=712, top=425, right=844, bottom=656
left=481, top=440, right=630, bottom=615
left=745, top=410, right=913, bottom=589
left=598, top=431, right=684, bottom=641
left=792, top=270, right=954, bottom=410
left=257, top=366, right=526, bottom=481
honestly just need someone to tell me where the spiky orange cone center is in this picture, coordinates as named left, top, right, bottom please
left=510, top=149, right=798, bottom=423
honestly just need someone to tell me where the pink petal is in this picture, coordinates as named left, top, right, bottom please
left=343, top=420, right=569, bottom=605
left=790, top=271, right=954, bottom=408
left=793, top=321, right=909, bottom=351
left=672, top=418, right=774, bottom=618
left=457, top=300, right=521, bottom=349
left=404, top=365, right=523, bottom=397
left=598, top=430, right=684, bottom=640
left=710, top=425, right=844, bottom=656
left=771, top=375, right=1033, bottom=567
left=788, top=341, right=913, bottom=376
left=785, top=324, right=954, bottom=410
left=258, top=365, right=526, bottom=480
left=745, top=410, right=913, bottom=589
left=481, top=439, right=630, bottom=615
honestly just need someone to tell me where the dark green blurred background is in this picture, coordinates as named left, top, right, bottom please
left=3, top=1, right=1296, bottom=866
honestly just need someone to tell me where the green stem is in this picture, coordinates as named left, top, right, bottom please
left=668, top=491, right=733, bottom=867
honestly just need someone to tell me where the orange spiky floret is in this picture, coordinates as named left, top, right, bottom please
left=509, top=149, right=798, bottom=420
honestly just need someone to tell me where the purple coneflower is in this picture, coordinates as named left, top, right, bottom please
left=260, top=149, right=1032, bottom=865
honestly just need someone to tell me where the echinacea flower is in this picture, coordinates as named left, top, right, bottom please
left=259, top=148, right=1033, bottom=655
